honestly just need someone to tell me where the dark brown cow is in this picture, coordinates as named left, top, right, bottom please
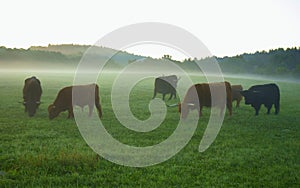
left=178, top=81, right=232, bottom=119
left=48, top=83, right=102, bottom=120
left=231, top=85, right=243, bottom=107
left=153, top=75, right=180, bottom=100
left=22, top=76, right=42, bottom=117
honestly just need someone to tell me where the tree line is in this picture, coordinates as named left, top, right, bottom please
left=180, top=47, right=300, bottom=78
left=0, top=45, right=299, bottom=78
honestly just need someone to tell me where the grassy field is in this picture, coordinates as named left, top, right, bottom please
left=0, top=71, right=299, bottom=187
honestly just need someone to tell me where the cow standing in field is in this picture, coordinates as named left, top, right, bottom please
left=231, top=85, right=243, bottom=107
left=178, top=81, right=232, bottom=119
left=48, top=83, right=102, bottom=120
left=240, top=83, right=280, bottom=115
left=152, top=75, right=180, bottom=100
left=22, top=76, right=42, bottom=117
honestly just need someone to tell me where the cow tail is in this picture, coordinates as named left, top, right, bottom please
left=275, top=85, right=280, bottom=114
left=226, top=82, right=233, bottom=116
left=152, top=88, right=157, bottom=99
left=95, top=85, right=103, bottom=118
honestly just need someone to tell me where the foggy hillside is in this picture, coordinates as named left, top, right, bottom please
left=0, top=45, right=299, bottom=79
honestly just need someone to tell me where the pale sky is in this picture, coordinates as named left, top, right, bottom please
left=0, top=0, right=299, bottom=59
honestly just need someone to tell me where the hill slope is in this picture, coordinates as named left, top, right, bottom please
left=0, top=45, right=299, bottom=79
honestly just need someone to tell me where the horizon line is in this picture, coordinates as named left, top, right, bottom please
left=1, top=43, right=299, bottom=60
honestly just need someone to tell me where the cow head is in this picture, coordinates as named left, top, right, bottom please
left=164, top=75, right=180, bottom=88
left=173, top=76, right=180, bottom=87
left=240, top=90, right=261, bottom=105
left=178, top=102, right=195, bottom=119
left=23, top=101, right=41, bottom=117
left=48, top=104, right=60, bottom=120
left=178, top=103, right=186, bottom=119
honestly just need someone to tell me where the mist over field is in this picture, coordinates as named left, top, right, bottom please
left=1, top=45, right=299, bottom=82
left=0, top=45, right=300, bottom=82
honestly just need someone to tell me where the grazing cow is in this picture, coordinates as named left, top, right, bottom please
left=22, top=76, right=42, bottom=117
left=240, top=83, right=280, bottom=115
left=178, top=81, right=232, bottom=119
left=48, top=83, right=102, bottom=120
left=152, top=75, right=180, bottom=100
left=231, top=85, right=243, bottom=107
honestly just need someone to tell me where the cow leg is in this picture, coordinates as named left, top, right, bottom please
left=266, top=105, right=272, bottom=114
left=68, top=108, right=74, bottom=118
left=198, top=110, right=202, bottom=117
left=196, top=108, right=201, bottom=117
left=219, top=106, right=226, bottom=116
left=88, top=104, right=94, bottom=117
left=162, top=94, right=166, bottom=101
left=254, top=105, right=261, bottom=116
left=199, top=106, right=203, bottom=117
left=227, top=101, right=232, bottom=116
left=152, top=90, right=157, bottom=99
left=169, top=92, right=176, bottom=100
left=236, top=99, right=240, bottom=108
left=219, top=107, right=224, bottom=116
left=264, top=103, right=272, bottom=114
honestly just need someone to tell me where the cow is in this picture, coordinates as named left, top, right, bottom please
left=231, top=85, right=243, bottom=107
left=240, top=83, right=280, bottom=115
left=22, top=76, right=42, bottom=117
left=48, top=83, right=102, bottom=120
left=152, top=75, right=180, bottom=100
left=178, top=81, right=232, bottom=119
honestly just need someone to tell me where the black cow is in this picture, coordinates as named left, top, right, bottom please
left=240, top=83, right=280, bottom=115
left=22, top=76, right=42, bottom=117
left=152, top=75, right=180, bottom=100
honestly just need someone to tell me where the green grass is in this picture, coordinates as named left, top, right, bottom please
left=0, top=71, right=299, bottom=187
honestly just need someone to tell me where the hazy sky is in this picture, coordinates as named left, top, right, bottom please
left=1, top=0, right=299, bottom=59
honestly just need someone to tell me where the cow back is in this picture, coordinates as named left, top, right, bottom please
left=249, top=83, right=280, bottom=101
left=193, top=82, right=231, bottom=107
left=180, top=81, right=232, bottom=118
left=154, top=75, right=178, bottom=94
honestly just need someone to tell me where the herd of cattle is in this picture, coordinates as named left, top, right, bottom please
left=22, top=75, right=280, bottom=119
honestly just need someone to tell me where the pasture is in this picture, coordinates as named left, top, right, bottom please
left=0, top=71, right=299, bottom=187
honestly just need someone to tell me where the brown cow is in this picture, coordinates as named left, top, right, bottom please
left=231, top=85, right=243, bottom=107
left=48, top=83, right=102, bottom=120
left=178, top=81, right=232, bottom=119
